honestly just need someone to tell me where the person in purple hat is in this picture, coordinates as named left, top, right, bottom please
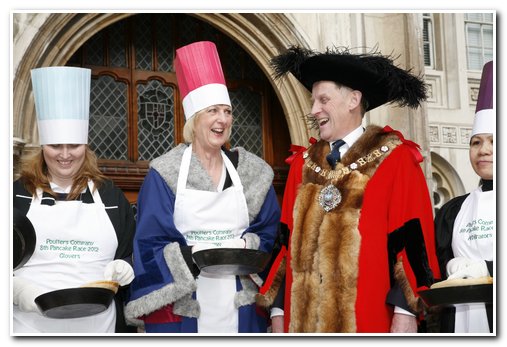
left=434, top=61, right=494, bottom=334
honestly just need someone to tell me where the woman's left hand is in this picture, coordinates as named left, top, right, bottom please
left=104, top=260, right=135, bottom=286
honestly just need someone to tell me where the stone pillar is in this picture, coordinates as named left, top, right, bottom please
left=12, top=137, right=26, bottom=180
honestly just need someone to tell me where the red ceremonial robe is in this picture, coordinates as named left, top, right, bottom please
left=260, top=125, right=440, bottom=333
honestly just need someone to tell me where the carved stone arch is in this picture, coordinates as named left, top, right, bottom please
left=14, top=13, right=313, bottom=149
left=430, top=151, right=466, bottom=210
left=14, top=13, right=132, bottom=146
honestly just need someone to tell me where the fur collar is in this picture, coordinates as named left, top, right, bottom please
left=303, top=125, right=400, bottom=185
left=150, top=144, right=274, bottom=223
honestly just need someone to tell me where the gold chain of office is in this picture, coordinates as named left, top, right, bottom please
left=303, top=139, right=401, bottom=181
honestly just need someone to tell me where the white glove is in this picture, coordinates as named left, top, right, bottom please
left=13, top=277, right=44, bottom=313
left=104, top=260, right=134, bottom=286
left=220, top=238, right=246, bottom=249
left=446, top=257, right=489, bottom=280
left=192, top=243, right=218, bottom=254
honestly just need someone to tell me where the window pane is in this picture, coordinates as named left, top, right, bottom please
left=85, top=32, right=104, bottom=66
left=135, top=15, right=153, bottom=71
left=467, top=23, right=481, bottom=46
left=109, top=20, right=127, bottom=68
left=89, top=76, right=128, bottom=160
left=423, top=19, right=430, bottom=41
left=137, top=80, right=175, bottom=160
left=177, top=15, right=199, bottom=47
left=155, top=15, right=175, bottom=72
left=467, top=47, right=482, bottom=70
left=229, top=87, right=263, bottom=157
left=484, top=49, right=493, bottom=63
left=465, top=13, right=482, bottom=21
left=424, top=43, right=431, bottom=66
left=483, top=26, right=493, bottom=47
left=422, top=16, right=434, bottom=68
left=465, top=14, right=494, bottom=70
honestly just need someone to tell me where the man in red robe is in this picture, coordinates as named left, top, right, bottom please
left=257, top=46, right=440, bottom=333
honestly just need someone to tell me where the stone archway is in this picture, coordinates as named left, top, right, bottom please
left=13, top=13, right=313, bottom=153
left=430, top=151, right=466, bottom=210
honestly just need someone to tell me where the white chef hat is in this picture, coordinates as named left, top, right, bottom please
left=472, top=61, right=494, bottom=137
left=31, top=66, right=91, bottom=145
left=174, top=41, right=231, bottom=120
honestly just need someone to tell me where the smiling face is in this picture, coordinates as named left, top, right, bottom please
left=310, top=81, right=363, bottom=142
left=42, top=144, right=87, bottom=188
left=469, top=133, right=493, bottom=180
left=192, top=104, right=233, bottom=152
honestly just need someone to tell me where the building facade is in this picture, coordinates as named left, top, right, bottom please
left=12, top=12, right=495, bottom=211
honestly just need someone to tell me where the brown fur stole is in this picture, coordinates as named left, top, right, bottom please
left=255, top=257, right=286, bottom=308
left=289, top=125, right=400, bottom=332
left=394, top=259, right=425, bottom=314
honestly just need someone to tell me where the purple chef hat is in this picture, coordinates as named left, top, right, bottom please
left=472, top=61, right=494, bottom=137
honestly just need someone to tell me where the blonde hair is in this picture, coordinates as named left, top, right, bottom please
left=182, top=106, right=233, bottom=143
left=183, top=112, right=201, bottom=143
left=19, top=145, right=106, bottom=200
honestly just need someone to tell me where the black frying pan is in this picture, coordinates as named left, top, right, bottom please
left=35, top=287, right=116, bottom=319
left=13, top=208, right=36, bottom=270
left=192, top=248, right=271, bottom=276
left=418, top=283, right=492, bottom=307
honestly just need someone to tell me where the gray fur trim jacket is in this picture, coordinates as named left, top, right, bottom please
left=125, top=144, right=276, bottom=323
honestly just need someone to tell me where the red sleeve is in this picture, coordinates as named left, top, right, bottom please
left=357, top=143, right=440, bottom=331
left=381, top=126, right=440, bottom=285
left=280, top=151, right=305, bottom=231
left=388, top=145, right=441, bottom=286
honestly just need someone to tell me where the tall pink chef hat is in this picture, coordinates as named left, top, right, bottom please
left=472, top=61, right=494, bottom=137
left=174, top=41, right=231, bottom=120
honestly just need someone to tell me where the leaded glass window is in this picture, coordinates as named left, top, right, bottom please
left=137, top=80, right=175, bottom=160
left=89, top=75, right=128, bottom=160
left=229, top=87, right=263, bottom=157
left=134, top=15, right=153, bottom=71
left=109, top=20, right=127, bottom=68
left=85, top=32, right=104, bottom=66
left=155, top=15, right=175, bottom=72
left=72, top=13, right=267, bottom=163
left=66, top=13, right=290, bottom=203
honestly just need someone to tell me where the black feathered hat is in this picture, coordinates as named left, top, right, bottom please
left=270, top=46, right=427, bottom=112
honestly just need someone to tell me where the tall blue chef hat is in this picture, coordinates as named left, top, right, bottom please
left=30, top=66, right=91, bottom=145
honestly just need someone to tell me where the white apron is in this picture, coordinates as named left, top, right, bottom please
left=174, top=145, right=249, bottom=333
left=452, top=187, right=495, bottom=333
left=13, top=181, right=118, bottom=333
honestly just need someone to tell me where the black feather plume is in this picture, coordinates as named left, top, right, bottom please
left=359, top=50, right=428, bottom=109
left=270, top=46, right=315, bottom=80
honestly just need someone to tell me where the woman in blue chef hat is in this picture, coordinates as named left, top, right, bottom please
left=13, top=67, right=136, bottom=333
